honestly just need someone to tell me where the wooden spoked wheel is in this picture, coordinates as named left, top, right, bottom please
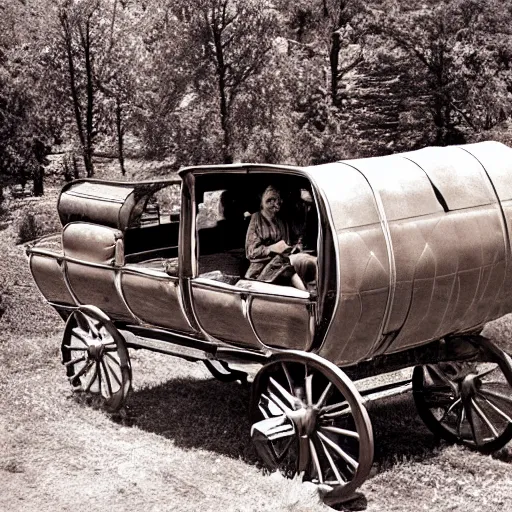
left=61, top=307, right=132, bottom=413
left=413, top=340, right=512, bottom=452
left=203, top=360, right=248, bottom=384
left=250, top=351, right=374, bottom=505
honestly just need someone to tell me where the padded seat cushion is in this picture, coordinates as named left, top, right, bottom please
left=63, top=222, right=123, bottom=265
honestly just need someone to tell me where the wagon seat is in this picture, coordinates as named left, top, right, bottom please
left=197, top=189, right=250, bottom=284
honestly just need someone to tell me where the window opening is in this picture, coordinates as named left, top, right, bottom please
left=194, top=174, right=319, bottom=297
left=124, top=183, right=181, bottom=271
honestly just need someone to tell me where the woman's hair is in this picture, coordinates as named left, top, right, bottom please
left=261, top=184, right=281, bottom=202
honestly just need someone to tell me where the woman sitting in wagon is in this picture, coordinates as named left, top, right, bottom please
left=245, top=184, right=317, bottom=291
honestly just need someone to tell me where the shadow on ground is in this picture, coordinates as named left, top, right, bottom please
left=125, top=376, right=441, bottom=472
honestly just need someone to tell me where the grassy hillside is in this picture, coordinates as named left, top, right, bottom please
left=2, top=169, right=512, bottom=512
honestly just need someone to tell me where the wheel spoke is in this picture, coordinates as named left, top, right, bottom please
left=65, top=345, right=87, bottom=352
left=105, top=359, right=122, bottom=387
left=321, top=401, right=350, bottom=419
left=471, top=397, right=499, bottom=439
left=269, top=377, right=297, bottom=409
left=87, top=317, right=101, bottom=339
left=97, top=363, right=103, bottom=396
left=105, top=352, right=122, bottom=367
left=462, top=397, right=481, bottom=446
left=316, top=382, right=332, bottom=409
left=320, top=425, right=360, bottom=440
left=428, top=365, right=458, bottom=394
left=261, top=392, right=291, bottom=416
left=281, top=362, right=294, bottom=394
left=309, top=438, right=323, bottom=484
left=317, top=435, right=345, bottom=484
left=317, top=431, right=359, bottom=470
left=101, top=360, right=114, bottom=398
left=259, top=404, right=270, bottom=419
left=439, top=397, right=462, bottom=423
left=64, top=356, right=86, bottom=367
left=257, top=417, right=295, bottom=441
left=84, top=363, right=98, bottom=393
left=479, top=388, right=512, bottom=406
left=297, top=434, right=311, bottom=473
left=477, top=393, right=512, bottom=423
left=305, top=373, right=314, bottom=407
left=70, top=327, right=90, bottom=347
left=422, top=388, right=455, bottom=408
left=76, top=311, right=100, bottom=339
left=70, top=359, right=93, bottom=382
left=456, top=403, right=465, bottom=438
left=476, top=365, right=499, bottom=380
left=74, top=310, right=90, bottom=334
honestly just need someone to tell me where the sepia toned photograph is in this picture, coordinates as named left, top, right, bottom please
left=2, top=1, right=512, bottom=511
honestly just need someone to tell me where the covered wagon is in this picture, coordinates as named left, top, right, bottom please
left=28, top=141, right=512, bottom=504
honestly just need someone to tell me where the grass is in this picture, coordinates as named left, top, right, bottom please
left=2, top=172, right=512, bottom=511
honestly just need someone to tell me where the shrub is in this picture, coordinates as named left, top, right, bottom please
left=17, top=212, right=39, bottom=244
left=16, top=211, right=53, bottom=244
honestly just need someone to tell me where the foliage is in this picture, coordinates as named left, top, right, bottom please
left=3, top=0, right=512, bottom=188
left=374, top=0, right=512, bottom=145
left=17, top=212, right=40, bottom=244
left=16, top=210, right=58, bottom=244
left=0, top=1, right=53, bottom=195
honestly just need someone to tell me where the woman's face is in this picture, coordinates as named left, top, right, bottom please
left=261, top=188, right=282, bottom=218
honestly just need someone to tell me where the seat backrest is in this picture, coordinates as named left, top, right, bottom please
left=62, top=222, right=124, bottom=266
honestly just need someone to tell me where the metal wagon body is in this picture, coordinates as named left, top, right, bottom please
left=28, top=141, right=512, bottom=504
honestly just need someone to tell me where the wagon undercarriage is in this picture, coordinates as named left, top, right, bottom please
left=57, top=303, right=512, bottom=505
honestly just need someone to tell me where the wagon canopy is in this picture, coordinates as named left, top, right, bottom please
left=307, top=141, right=512, bottom=365
left=57, top=178, right=180, bottom=231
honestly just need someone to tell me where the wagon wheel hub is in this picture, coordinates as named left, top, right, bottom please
left=288, top=404, right=319, bottom=437
left=460, top=373, right=480, bottom=399
left=87, top=339, right=105, bottom=362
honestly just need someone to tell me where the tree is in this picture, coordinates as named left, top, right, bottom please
left=56, top=0, right=102, bottom=177
left=0, top=0, right=54, bottom=197
left=193, top=0, right=280, bottom=163
left=322, top=0, right=367, bottom=107
left=377, top=0, right=512, bottom=145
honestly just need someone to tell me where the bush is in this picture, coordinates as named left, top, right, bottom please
left=16, top=211, right=57, bottom=244
left=17, top=212, right=39, bottom=244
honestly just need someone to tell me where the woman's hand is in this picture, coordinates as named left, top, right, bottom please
left=268, top=240, right=290, bottom=254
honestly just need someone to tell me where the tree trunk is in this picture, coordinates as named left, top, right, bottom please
left=116, top=97, right=126, bottom=175
left=211, top=19, right=233, bottom=164
left=219, top=86, right=232, bottom=164
left=83, top=18, right=95, bottom=177
left=330, top=31, right=341, bottom=106
left=33, top=166, right=44, bottom=196
left=72, top=152, right=80, bottom=179
left=60, top=12, right=91, bottom=177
